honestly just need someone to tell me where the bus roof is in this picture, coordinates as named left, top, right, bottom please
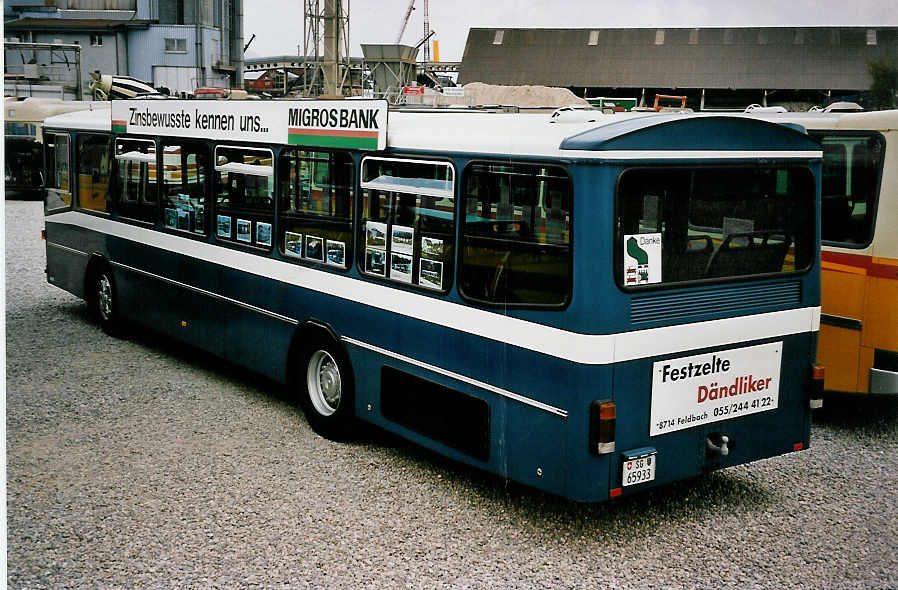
left=742, top=109, right=898, bottom=132
left=42, top=99, right=824, bottom=159
left=43, top=104, right=112, bottom=132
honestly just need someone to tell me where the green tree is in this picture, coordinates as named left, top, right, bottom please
left=867, top=60, right=898, bottom=110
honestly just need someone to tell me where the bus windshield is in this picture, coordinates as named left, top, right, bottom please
left=616, top=165, right=815, bottom=286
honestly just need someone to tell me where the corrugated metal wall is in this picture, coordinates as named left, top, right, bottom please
left=54, top=0, right=136, bottom=9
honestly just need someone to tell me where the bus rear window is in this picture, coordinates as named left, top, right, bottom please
left=616, top=165, right=814, bottom=287
left=813, top=132, right=884, bottom=246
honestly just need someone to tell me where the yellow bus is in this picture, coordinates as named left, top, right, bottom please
left=5, top=97, right=105, bottom=197
left=761, top=109, right=897, bottom=395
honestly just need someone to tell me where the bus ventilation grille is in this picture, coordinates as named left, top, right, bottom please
left=630, top=281, right=802, bottom=324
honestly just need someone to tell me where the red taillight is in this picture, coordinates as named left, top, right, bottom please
left=793, top=442, right=804, bottom=451
left=810, top=363, right=824, bottom=409
left=41, top=229, right=46, bottom=240
left=589, top=400, right=616, bottom=455
left=610, top=487, right=622, bottom=498
left=812, top=364, right=825, bottom=381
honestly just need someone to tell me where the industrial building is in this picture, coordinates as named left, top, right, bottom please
left=458, top=26, right=898, bottom=109
left=5, top=0, right=244, bottom=99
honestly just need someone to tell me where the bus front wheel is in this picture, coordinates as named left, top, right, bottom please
left=298, top=341, right=355, bottom=440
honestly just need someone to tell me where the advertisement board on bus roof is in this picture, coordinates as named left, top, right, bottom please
left=110, top=99, right=388, bottom=151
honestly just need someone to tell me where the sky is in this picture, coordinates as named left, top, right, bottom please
left=243, top=0, right=898, bottom=63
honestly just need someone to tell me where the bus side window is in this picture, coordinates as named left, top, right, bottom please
left=45, top=133, right=72, bottom=212
left=278, top=149, right=353, bottom=268
left=114, top=138, right=157, bottom=224
left=161, top=142, right=209, bottom=236
left=76, top=134, right=112, bottom=213
left=816, top=133, right=884, bottom=246
left=214, top=145, right=274, bottom=249
left=359, top=157, right=455, bottom=290
left=459, top=162, right=572, bottom=307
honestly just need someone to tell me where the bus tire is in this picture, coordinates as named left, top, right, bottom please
left=297, top=339, right=355, bottom=440
left=92, top=266, right=123, bottom=337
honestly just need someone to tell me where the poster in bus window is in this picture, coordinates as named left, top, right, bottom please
left=391, top=225, right=414, bottom=255
left=165, top=207, right=177, bottom=229
left=366, top=221, right=387, bottom=249
left=419, top=258, right=443, bottom=290
left=285, top=231, right=303, bottom=258
left=421, top=236, right=444, bottom=259
left=304, top=235, right=324, bottom=261
left=217, top=215, right=231, bottom=238
left=623, top=233, right=662, bottom=285
left=366, top=248, right=386, bottom=276
left=195, top=204, right=205, bottom=233
left=237, top=219, right=252, bottom=243
left=177, top=208, right=191, bottom=231
left=256, top=222, right=272, bottom=247
left=390, top=252, right=413, bottom=283
left=326, top=240, right=345, bottom=267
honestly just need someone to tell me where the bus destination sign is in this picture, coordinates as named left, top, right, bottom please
left=110, top=99, right=388, bottom=151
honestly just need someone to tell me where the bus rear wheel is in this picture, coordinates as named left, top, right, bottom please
left=92, top=267, right=122, bottom=337
left=298, top=341, right=355, bottom=440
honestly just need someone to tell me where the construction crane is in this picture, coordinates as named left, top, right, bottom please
left=422, top=0, right=430, bottom=62
left=396, top=0, right=416, bottom=44
left=396, top=0, right=433, bottom=62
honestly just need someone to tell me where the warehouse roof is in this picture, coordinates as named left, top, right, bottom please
left=458, top=26, right=898, bottom=91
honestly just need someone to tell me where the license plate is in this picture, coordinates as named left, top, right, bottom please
left=622, top=453, right=656, bottom=487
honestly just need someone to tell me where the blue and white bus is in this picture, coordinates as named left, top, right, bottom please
left=42, top=100, right=823, bottom=502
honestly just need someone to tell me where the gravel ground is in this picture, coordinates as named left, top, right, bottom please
left=6, top=199, right=898, bottom=589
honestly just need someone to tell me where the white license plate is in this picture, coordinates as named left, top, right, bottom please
left=622, top=453, right=656, bottom=487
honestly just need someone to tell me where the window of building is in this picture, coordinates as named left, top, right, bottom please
left=161, top=142, right=209, bottom=235
left=831, top=29, right=840, bottom=45
left=115, top=138, right=157, bottom=224
left=866, top=28, right=877, bottom=45
left=459, top=162, right=572, bottom=307
left=723, top=29, right=734, bottom=44
left=90, top=34, right=103, bottom=47
left=815, top=132, right=884, bottom=246
left=655, top=29, right=665, bottom=45
left=360, top=157, right=455, bottom=291
left=45, top=133, right=72, bottom=212
left=76, top=134, right=112, bottom=213
left=4, top=122, right=37, bottom=136
left=588, top=30, right=599, bottom=46
left=689, top=29, right=699, bottom=45
left=165, top=38, right=187, bottom=53
left=615, top=165, right=815, bottom=287
left=758, top=30, right=768, bottom=45
left=214, top=145, right=274, bottom=248
left=493, top=30, right=504, bottom=45
left=794, top=29, right=805, bottom=45
left=278, top=149, right=353, bottom=268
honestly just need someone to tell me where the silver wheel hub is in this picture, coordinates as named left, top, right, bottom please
left=307, top=350, right=342, bottom=416
left=97, top=274, right=113, bottom=321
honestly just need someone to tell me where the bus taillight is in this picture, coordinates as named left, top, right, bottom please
left=589, top=400, right=616, bottom=455
left=810, top=363, right=824, bottom=409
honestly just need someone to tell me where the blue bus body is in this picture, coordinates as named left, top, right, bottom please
left=43, top=103, right=822, bottom=502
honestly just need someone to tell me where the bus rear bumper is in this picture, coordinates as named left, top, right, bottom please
left=869, top=369, right=898, bottom=395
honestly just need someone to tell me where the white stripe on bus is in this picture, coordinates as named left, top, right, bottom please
left=47, top=211, right=820, bottom=365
